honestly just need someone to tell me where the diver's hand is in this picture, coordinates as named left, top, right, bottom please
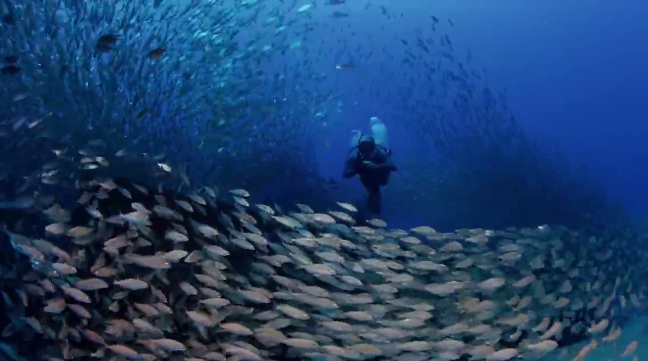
left=362, top=160, right=379, bottom=170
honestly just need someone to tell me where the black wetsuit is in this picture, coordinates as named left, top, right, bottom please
left=342, top=146, right=397, bottom=216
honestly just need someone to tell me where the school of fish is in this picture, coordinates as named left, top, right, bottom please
left=0, top=0, right=644, bottom=361
left=0, top=149, right=644, bottom=361
left=0, top=0, right=511, bottom=220
left=0, top=0, right=354, bottom=195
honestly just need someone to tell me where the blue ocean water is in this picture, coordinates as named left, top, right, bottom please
left=313, top=1, right=648, bottom=231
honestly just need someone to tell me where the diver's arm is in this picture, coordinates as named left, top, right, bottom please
left=342, top=156, right=358, bottom=178
left=378, top=157, right=397, bottom=172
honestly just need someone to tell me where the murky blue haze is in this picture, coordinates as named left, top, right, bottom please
left=315, top=2, right=648, bottom=230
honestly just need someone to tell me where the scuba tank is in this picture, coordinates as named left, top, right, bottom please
left=369, top=117, right=389, bottom=148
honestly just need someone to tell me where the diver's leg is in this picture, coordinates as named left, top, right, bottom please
left=370, top=117, right=388, bottom=148
left=378, top=172, right=390, bottom=187
left=366, top=187, right=382, bottom=217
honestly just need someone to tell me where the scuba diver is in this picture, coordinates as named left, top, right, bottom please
left=342, top=117, right=397, bottom=217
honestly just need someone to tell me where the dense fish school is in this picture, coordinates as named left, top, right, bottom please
left=0, top=164, right=645, bottom=361
left=0, top=1, right=644, bottom=361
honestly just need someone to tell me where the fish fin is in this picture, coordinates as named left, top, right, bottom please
left=1, top=321, right=15, bottom=337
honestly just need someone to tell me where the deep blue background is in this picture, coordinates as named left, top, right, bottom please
left=311, top=1, right=648, bottom=226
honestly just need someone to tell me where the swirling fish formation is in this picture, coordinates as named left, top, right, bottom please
left=0, top=172, right=644, bottom=361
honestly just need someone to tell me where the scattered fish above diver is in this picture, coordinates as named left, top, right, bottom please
left=336, top=63, right=356, bottom=70
left=331, top=11, right=349, bottom=19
